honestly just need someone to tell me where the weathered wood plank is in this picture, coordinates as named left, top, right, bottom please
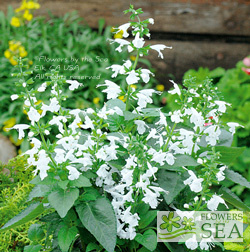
left=145, top=40, right=250, bottom=83
left=1, top=0, right=250, bottom=36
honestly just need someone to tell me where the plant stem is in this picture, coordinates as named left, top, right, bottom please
left=126, top=50, right=140, bottom=111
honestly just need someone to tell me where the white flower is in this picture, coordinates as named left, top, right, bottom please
left=216, top=165, right=227, bottom=181
left=125, top=154, right=137, bottom=169
left=134, top=120, right=147, bottom=134
left=80, top=115, right=94, bottom=130
left=140, top=69, right=154, bottom=83
left=142, top=186, right=165, bottom=209
left=41, top=97, right=60, bottom=116
left=11, top=124, right=30, bottom=139
left=34, top=150, right=51, bottom=180
left=37, top=82, right=47, bottom=92
left=96, top=148, right=107, bottom=161
left=168, top=80, right=181, bottom=96
left=24, top=96, right=37, bottom=106
left=136, top=89, right=160, bottom=109
left=54, top=149, right=66, bottom=164
left=189, top=107, right=205, bottom=131
left=66, top=80, right=82, bottom=91
left=204, top=125, right=221, bottom=146
left=185, top=235, right=198, bottom=250
left=166, top=152, right=175, bottom=165
left=200, top=239, right=215, bottom=250
left=11, top=94, right=19, bottom=100
left=28, top=107, right=41, bottom=123
left=214, top=100, right=231, bottom=113
left=150, top=44, right=172, bottom=59
left=184, top=170, right=203, bottom=193
left=156, top=111, right=167, bottom=126
left=97, top=80, right=121, bottom=99
left=106, top=64, right=123, bottom=78
left=152, top=151, right=166, bottom=166
left=57, top=136, right=78, bottom=150
left=111, top=38, right=131, bottom=52
left=227, top=122, right=243, bottom=135
left=132, top=32, right=145, bottom=48
left=207, top=195, right=228, bottom=211
left=170, top=110, right=183, bottom=123
left=49, top=116, right=67, bottom=133
left=146, top=128, right=158, bottom=141
left=67, top=166, right=81, bottom=180
left=148, top=18, right=154, bottom=24
left=116, top=23, right=130, bottom=38
left=126, top=70, right=140, bottom=85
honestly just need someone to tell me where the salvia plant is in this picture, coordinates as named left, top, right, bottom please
left=1, top=5, right=249, bottom=252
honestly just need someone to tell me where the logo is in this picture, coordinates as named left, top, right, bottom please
left=157, top=211, right=244, bottom=243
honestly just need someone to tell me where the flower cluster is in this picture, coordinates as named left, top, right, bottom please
left=9, top=5, right=244, bottom=251
left=4, top=41, right=30, bottom=66
left=10, top=0, right=40, bottom=27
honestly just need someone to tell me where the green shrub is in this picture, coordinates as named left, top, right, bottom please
left=0, top=156, right=35, bottom=251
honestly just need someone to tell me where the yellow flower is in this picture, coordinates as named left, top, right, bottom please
left=23, top=10, right=33, bottom=21
left=29, top=60, right=33, bottom=65
left=93, top=97, right=100, bottom=104
left=23, top=106, right=28, bottom=115
left=26, top=1, right=40, bottom=9
left=9, top=57, right=18, bottom=66
left=9, top=135, right=24, bottom=146
left=18, top=149, right=22, bottom=155
left=19, top=46, right=28, bottom=57
left=118, top=95, right=126, bottom=102
left=11, top=17, right=21, bottom=27
left=3, top=117, right=16, bottom=132
left=110, top=26, right=116, bottom=33
left=4, top=50, right=12, bottom=59
left=114, top=32, right=123, bottom=39
left=156, top=84, right=165, bottom=92
left=9, top=41, right=20, bottom=51
left=130, top=84, right=137, bottom=89
left=130, top=55, right=136, bottom=61
left=15, top=1, right=27, bottom=12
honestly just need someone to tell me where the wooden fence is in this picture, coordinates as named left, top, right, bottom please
left=1, top=0, right=250, bottom=83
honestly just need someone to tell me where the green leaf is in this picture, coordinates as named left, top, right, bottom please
left=86, top=242, right=101, bottom=252
left=157, top=170, right=188, bottom=204
left=138, top=210, right=157, bottom=229
left=215, top=146, right=245, bottom=165
left=106, top=99, right=125, bottom=111
left=58, top=225, right=78, bottom=252
left=159, top=154, right=198, bottom=171
left=28, top=224, right=45, bottom=242
left=124, top=111, right=139, bottom=121
left=141, top=108, right=160, bottom=117
left=225, top=169, right=250, bottom=189
left=164, top=242, right=186, bottom=252
left=219, top=186, right=250, bottom=211
left=48, top=188, right=79, bottom=218
left=135, top=229, right=157, bottom=251
left=106, top=113, right=125, bottom=131
left=58, top=180, right=69, bottom=190
left=27, top=184, right=52, bottom=201
left=69, top=175, right=92, bottom=188
left=76, top=197, right=116, bottom=252
left=24, top=244, right=42, bottom=252
left=0, top=202, right=45, bottom=232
